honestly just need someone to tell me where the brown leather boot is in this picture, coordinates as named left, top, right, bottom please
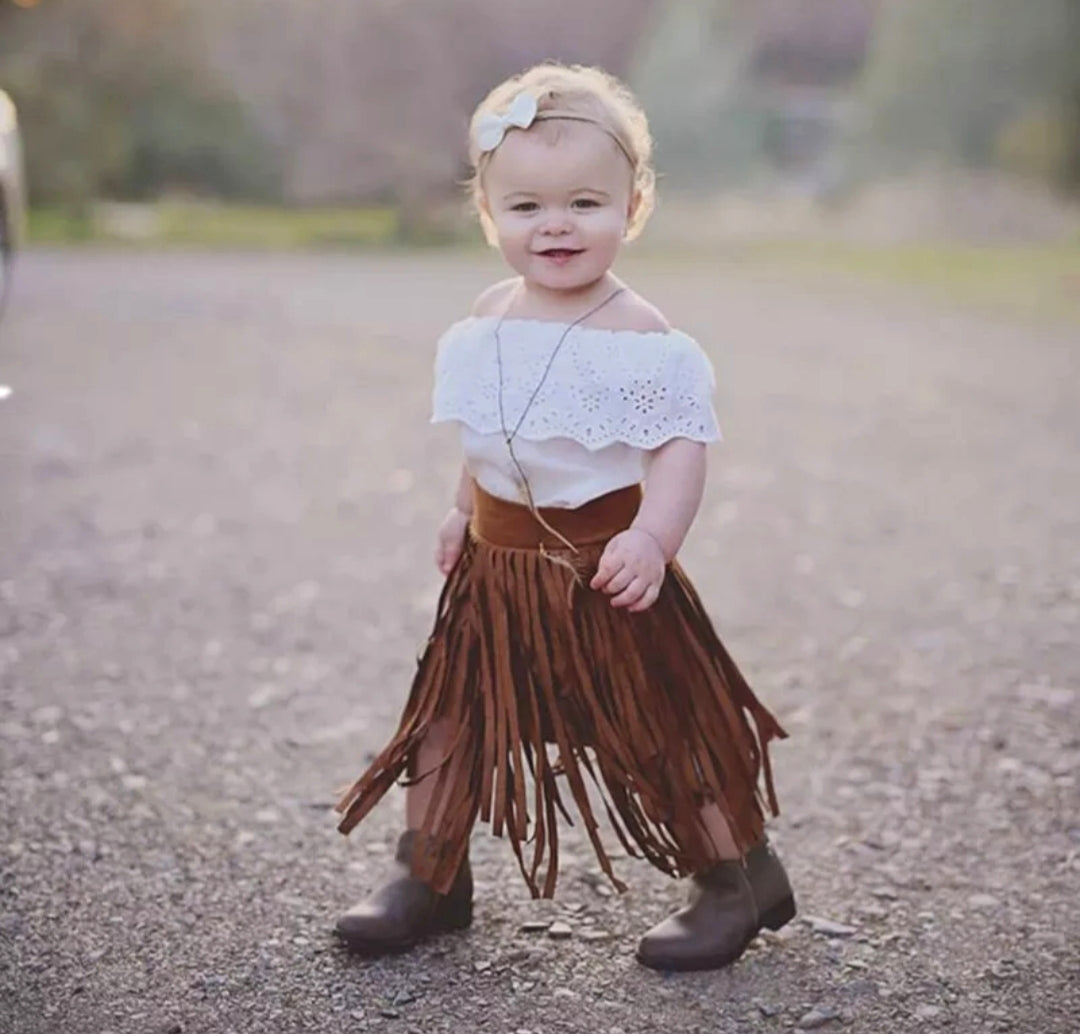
left=745, top=839, right=796, bottom=931
left=635, top=839, right=796, bottom=972
left=335, top=830, right=473, bottom=954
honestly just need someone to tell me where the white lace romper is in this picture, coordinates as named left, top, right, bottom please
left=431, top=316, right=722, bottom=508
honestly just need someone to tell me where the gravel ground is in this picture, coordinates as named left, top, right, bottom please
left=1, top=249, right=1077, bottom=1034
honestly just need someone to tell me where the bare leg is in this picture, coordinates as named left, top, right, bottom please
left=337, top=716, right=475, bottom=953
left=404, top=718, right=457, bottom=831
left=698, top=801, right=743, bottom=861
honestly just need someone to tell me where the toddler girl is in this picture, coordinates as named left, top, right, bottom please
left=333, top=63, right=795, bottom=972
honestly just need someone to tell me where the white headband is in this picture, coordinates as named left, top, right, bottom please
left=474, top=90, right=636, bottom=168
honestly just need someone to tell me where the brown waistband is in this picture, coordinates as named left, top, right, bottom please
left=470, top=483, right=642, bottom=550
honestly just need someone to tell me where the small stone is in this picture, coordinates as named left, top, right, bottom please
left=548, top=921, right=573, bottom=940
left=915, top=1004, right=944, bottom=1020
left=870, top=887, right=899, bottom=901
left=797, top=1006, right=840, bottom=1029
left=756, top=1001, right=780, bottom=1017
left=247, top=685, right=277, bottom=709
left=32, top=705, right=64, bottom=725
left=520, top=920, right=551, bottom=933
left=859, top=905, right=888, bottom=920
left=474, top=960, right=492, bottom=973
left=806, top=916, right=857, bottom=938
left=838, top=588, right=865, bottom=609
left=967, top=893, right=999, bottom=910
left=580, top=929, right=610, bottom=942
left=254, top=808, right=280, bottom=825
left=379, top=1008, right=400, bottom=1019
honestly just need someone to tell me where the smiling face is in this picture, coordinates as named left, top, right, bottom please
left=481, top=121, right=636, bottom=297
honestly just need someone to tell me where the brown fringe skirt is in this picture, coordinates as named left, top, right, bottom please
left=335, top=483, right=786, bottom=897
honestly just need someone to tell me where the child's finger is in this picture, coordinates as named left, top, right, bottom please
left=610, top=575, right=647, bottom=608
left=599, top=565, right=636, bottom=597
left=589, top=551, right=623, bottom=590
left=436, top=540, right=457, bottom=574
left=627, top=580, right=661, bottom=613
left=445, top=545, right=462, bottom=573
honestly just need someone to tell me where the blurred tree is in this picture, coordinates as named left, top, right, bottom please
left=0, top=0, right=280, bottom=215
left=631, top=0, right=766, bottom=188
left=198, top=0, right=655, bottom=217
left=854, top=0, right=1080, bottom=191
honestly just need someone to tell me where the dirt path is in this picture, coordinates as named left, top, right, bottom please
left=1, top=250, right=1077, bottom=1033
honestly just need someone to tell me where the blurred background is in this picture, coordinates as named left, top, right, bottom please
left=1, top=0, right=1079, bottom=271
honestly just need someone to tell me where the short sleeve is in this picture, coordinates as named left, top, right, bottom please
left=652, top=336, right=722, bottom=445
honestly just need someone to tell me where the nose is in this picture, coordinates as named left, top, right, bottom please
left=538, top=209, right=573, bottom=236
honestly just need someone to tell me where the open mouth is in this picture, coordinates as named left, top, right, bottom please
left=536, top=248, right=583, bottom=262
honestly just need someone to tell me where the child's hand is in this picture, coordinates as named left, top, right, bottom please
left=590, top=528, right=667, bottom=612
left=435, top=506, right=471, bottom=575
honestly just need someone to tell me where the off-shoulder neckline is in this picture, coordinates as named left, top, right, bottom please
left=450, top=314, right=686, bottom=341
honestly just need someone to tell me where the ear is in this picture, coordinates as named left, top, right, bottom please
left=625, top=189, right=642, bottom=234
left=476, top=189, right=493, bottom=222
left=474, top=188, right=499, bottom=247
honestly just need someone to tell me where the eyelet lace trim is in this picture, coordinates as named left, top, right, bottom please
left=432, top=317, right=722, bottom=450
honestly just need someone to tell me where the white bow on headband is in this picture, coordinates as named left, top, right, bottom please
left=475, top=91, right=538, bottom=153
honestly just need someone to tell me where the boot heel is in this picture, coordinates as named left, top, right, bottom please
left=435, top=897, right=473, bottom=932
left=760, top=894, right=796, bottom=931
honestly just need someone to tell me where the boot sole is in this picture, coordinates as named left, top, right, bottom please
left=335, top=902, right=473, bottom=956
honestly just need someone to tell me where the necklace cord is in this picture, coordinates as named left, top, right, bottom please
left=494, top=285, right=626, bottom=561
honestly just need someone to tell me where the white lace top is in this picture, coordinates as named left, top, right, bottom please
left=431, top=316, right=722, bottom=508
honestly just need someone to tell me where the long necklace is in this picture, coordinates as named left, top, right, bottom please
left=493, top=284, right=625, bottom=554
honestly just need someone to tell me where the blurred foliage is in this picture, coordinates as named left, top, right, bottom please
left=996, top=104, right=1075, bottom=184
left=2, top=0, right=1078, bottom=225
left=632, top=0, right=767, bottom=188
left=854, top=0, right=1080, bottom=190
left=28, top=203, right=401, bottom=248
left=0, top=0, right=281, bottom=217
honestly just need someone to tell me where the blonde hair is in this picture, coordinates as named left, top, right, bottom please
left=467, top=63, right=656, bottom=244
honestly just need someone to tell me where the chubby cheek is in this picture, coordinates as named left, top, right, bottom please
left=589, top=207, right=631, bottom=242
left=583, top=217, right=628, bottom=266
left=491, top=220, right=532, bottom=272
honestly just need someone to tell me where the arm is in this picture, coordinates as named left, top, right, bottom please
left=630, top=438, right=706, bottom=562
left=590, top=438, right=707, bottom=611
left=452, top=462, right=474, bottom=516
left=435, top=463, right=474, bottom=575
